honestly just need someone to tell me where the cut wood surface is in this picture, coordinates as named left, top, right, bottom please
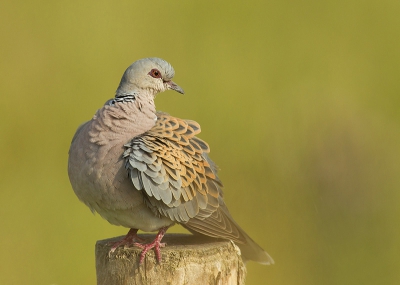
left=96, top=233, right=247, bottom=285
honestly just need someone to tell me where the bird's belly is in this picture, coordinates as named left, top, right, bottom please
left=93, top=203, right=174, bottom=232
left=69, top=139, right=173, bottom=232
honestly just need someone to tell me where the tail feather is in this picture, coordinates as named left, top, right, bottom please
left=183, top=206, right=274, bottom=265
left=238, top=231, right=274, bottom=265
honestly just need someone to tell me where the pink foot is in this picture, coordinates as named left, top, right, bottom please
left=108, top=228, right=145, bottom=255
left=134, top=226, right=169, bottom=264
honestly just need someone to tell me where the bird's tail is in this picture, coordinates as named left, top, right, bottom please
left=184, top=206, right=274, bottom=265
left=236, top=228, right=274, bottom=265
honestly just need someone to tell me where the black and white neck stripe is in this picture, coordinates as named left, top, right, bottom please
left=108, top=94, right=136, bottom=106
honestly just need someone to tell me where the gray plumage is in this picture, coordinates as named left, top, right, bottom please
left=68, top=57, right=274, bottom=264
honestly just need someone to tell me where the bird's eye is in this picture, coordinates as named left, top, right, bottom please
left=149, top=69, right=162, bottom=79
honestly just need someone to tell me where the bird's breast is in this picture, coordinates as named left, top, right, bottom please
left=68, top=102, right=174, bottom=230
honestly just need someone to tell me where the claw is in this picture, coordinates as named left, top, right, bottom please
left=108, top=229, right=144, bottom=256
left=134, top=226, right=169, bottom=263
left=108, top=227, right=169, bottom=263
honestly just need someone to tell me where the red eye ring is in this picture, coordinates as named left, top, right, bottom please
left=149, top=69, right=162, bottom=79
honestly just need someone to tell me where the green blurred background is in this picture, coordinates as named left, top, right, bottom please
left=1, top=1, right=400, bottom=284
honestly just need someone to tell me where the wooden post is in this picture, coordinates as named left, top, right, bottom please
left=96, top=233, right=247, bottom=285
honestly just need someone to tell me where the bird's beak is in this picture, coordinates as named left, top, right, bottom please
left=166, top=80, right=184, bottom=94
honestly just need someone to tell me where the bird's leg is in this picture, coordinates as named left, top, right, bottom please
left=133, top=226, right=169, bottom=264
left=108, top=228, right=145, bottom=255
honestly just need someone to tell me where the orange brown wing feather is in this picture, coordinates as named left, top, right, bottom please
left=124, top=112, right=219, bottom=222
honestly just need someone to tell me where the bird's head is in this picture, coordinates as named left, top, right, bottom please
left=115, top=57, right=184, bottom=98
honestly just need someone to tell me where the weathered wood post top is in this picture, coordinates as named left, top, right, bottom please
left=96, top=233, right=247, bottom=285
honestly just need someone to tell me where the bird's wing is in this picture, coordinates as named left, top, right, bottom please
left=124, top=112, right=222, bottom=223
left=124, top=111, right=246, bottom=241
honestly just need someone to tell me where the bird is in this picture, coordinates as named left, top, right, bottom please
left=68, top=57, right=274, bottom=265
